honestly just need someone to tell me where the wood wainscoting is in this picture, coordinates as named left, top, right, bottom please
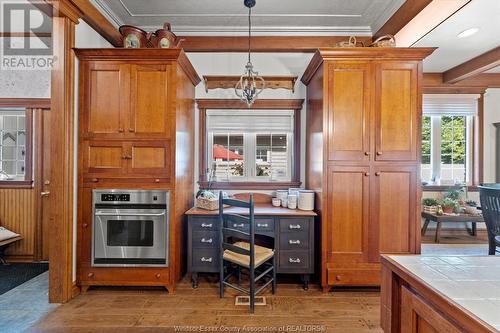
left=0, top=188, right=36, bottom=261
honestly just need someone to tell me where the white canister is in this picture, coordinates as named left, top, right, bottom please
left=298, top=190, right=315, bottom=211
left=276, top=190, right=288, bottom=202
left=288, top=188, right=301, bottom=197
left=287, top=194, right=298, bottom=209
left=272, top=198, right=281, bottom=207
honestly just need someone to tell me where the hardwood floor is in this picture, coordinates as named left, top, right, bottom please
left=28, top=275, right=383, bottom=333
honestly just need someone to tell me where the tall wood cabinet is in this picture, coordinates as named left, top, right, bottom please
left=75, top=49, right=200, bottom=292
left=302, top=48, right=434, bottom=289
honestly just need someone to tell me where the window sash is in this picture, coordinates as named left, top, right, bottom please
left=0, top=109, right=27, bottom=180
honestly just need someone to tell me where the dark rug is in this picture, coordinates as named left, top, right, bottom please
left=0, top=263, right=49, bottom=295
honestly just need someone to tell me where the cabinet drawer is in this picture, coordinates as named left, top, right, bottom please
left=191, top=249, right=219, bottom=271
left=280, top=232, right=309, bottom=250
left=255, top=218, right=274, bottom=233
left=279, top=218, right=310, bottom=233
left=279, top=251, right=310, bottom=271
left=191, top=217, right=219, bottom=231
left=327, top=268, right=380, bottom=286
left=192, top=231, right=218, bottom=249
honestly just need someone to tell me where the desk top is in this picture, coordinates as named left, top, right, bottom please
left=185, top=204, right=317, bottom=217
left=385, top=255, right=500, bottom=331
left=421, top=211, right=484, bottom=222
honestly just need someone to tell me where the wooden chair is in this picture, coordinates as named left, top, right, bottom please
left=219, top=192, right=276, bottom=313
left=0, top=221, right=23, bottom=265
left=479, top=184, right=500, bottom=255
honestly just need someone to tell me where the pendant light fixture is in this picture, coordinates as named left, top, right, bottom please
left=235, top=0, right=265, bottom=107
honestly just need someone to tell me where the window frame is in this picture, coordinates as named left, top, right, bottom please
left=197, top=99, right=303, bottom=190
left=0, top=98, right=49, bottom=188
left=421, top=93, right=484, bottom=192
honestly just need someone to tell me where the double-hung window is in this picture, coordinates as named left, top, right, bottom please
left=206, top=110, right=294, bottom=183
left=421, top=94, right=478, bottom=186
left=0, top=109, right=29, bottom=182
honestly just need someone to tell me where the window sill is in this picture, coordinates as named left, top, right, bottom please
left=198, top=180, right=302, bottom=190
left=0, top=180, right=33, bottom=189
left=422, top=185, right=478, bottom=192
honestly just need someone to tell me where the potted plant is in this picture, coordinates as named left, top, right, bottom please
left=444, top=187, right=465, bottom=205
left=439, top=198, right=459, bottom=214
left=464, top=200, right=478, bottom=215
left=196, top=167, right=219, bottom=210
left=422, top=198, right=439, bottom=214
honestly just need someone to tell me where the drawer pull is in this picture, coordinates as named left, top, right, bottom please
left=289, top=258, right=301, bottom=264
left=87, top=272, right=94, bottom=278
left=233, top=223, right=245, bottom=228
left=155, top=273, right=161, bottom=279
left=201, top=223, right=213, bottom=228
left=257, top=223, right=269, bottom=228
left=200, top=238, right=213, bottom=243
left=289, top=224, right=302, bottom=230
left=289, top=239, right=301, bottom=245
left=200, top=257, right=213, bottom=263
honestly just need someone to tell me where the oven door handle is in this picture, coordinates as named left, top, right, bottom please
left=95, top=212, right=166, bottom=217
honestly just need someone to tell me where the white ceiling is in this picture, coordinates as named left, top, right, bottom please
left=486, top=65, right=500, bottom=73
left=414, top=0, right=500, bottom=72
left=91, top=0, right=405, bottom=36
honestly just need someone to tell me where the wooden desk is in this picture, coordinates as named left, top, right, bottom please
left=185, top=205, right=317, bottom=289
left=421, top=211, right=484, bottom=243
left=381, top=255, right=500, bottom=333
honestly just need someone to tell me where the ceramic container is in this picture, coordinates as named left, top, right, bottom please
left=272, top=198, right=281, bottom=207
left=298, top=190, right=315, bottom=211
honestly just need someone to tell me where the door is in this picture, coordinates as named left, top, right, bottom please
left=82, top=141, right=127, bottom=175
left=128, top=141, right=172, bottom=177
left=83, top=62, right=130, bottom=138
left=371, top=165, right=417, bottom=261
left=326, top=165, right=370, bottom=265
left=327, top=62, right=372, bottom=161
left=40, top=109, right=51, bottom=261
left=374, top=62, right=418, bottom=161
left=129, top=64, right=171, bottom=138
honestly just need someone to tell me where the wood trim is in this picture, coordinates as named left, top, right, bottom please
left=0, top=98, right=51, bottom=109
left=71, top=282, right=81, bottom=298
left=203, top=75, right=298, bottom=93
left=422, top=185, right=479, bottom=192
left=34, top=109, right=43, bottom=261
left=48, top=14, right=76, bottom=303
left=0, top=32, right=51, bottom=38
left=178, top=36, right=373, bottom=53
left=474, top=93, right=484, bottom=185
left=196, top=99, right=304, bottom=189
left=443, top=46, right=500, bottom=83
left=423, top=73, right=500, bottom=93
left=373, top=0, right=432, bottom=38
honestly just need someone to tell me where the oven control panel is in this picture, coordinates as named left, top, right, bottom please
left=101, top=193, right=130, bottom=202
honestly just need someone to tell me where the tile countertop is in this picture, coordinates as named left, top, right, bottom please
left=388, top=255, right=500, bottom=332
left=185, top=204, right=317, bottom=216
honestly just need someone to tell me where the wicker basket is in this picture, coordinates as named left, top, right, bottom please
left=423, top=205, right=439, bottom=214
left=196, top=197, right=219, bottom=211
left=369, top=35, right=396, bottom=47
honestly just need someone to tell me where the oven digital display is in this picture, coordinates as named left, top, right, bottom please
left=101, top=194, right=130, bottom=202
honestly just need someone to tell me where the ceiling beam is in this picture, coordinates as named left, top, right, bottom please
left=178, top=36, right=372, bottom=53
left=373, top=0, right=432, bottom=39
left=423, top=73, right=500, bottom=94
left=443, top=46, right=500, bottom=84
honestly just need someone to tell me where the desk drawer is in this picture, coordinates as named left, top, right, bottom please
left=279, top=250, right=310, bottom=271
left=191, top=217, right=219, bottom=231
left=256, top=218, right=274, bottom=233
left=279, top=218, right=310, bottom=233
left=191, top=249, right=219, bottom=271
left=192, top=231, right=218, bottom=249
left=280, top=232, right=309, bottom=250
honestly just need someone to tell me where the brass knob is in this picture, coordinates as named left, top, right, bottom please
left=376, top=151, right=383, bottom=156
left=336, top=275, right=341, bottom=281
left=40, top=191, right=50, bottom=197
left=118, top=128, right=124, bottom=133
left=91, top=178, right=99, bottom=183
left=88, top=272, right=94, bottom=278
left=83, top=223, right=88, bottom=228
left=155, top=273, right=161, bottom=279
left=364, top=152, right=370, bottom=156
left=44, top=180, right=50, bottom=185
left=155, top=179, right=160, bottom=183
left=128, top=128, right=135, bottom=133
left=375, top=172, right=381, bottom=176
left=364, top=173, right=370, bottom=177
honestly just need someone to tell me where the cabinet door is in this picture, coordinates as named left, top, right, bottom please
left=82, top=141, right=127, bottom=174
left=129, top=64, right=172, bottom=138
left=374, top=62, right=418, bottom=161
left=372, top=165, right=417, bottom=260
left=128, top=141, right=172, bottom=178
left=327, top=165, right=370, bottom=264
left=327, top=62, right=372, bottom=161
left=84, top=62, right=130, bottom=138
left=401, top=286, right=462, bottom=333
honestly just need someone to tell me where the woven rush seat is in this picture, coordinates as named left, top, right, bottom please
left=223, top=241, right=274, bottom=268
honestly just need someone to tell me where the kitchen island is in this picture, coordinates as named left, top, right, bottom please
left=381, top=255, right=500, bottom=333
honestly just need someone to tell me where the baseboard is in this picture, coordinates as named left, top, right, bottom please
left=71, top=282, right=81, bottom=298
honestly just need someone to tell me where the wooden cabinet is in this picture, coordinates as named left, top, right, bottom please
left=302, top=48, right=434, bottom=289
left=327, top=62, right=372, bottom=161
left=76, top=49, right=200, bottom=292
left=375, top=62, right=418, bottom=161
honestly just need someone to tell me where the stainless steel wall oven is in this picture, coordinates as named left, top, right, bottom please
left=92, top=189, right=169, bottom=267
